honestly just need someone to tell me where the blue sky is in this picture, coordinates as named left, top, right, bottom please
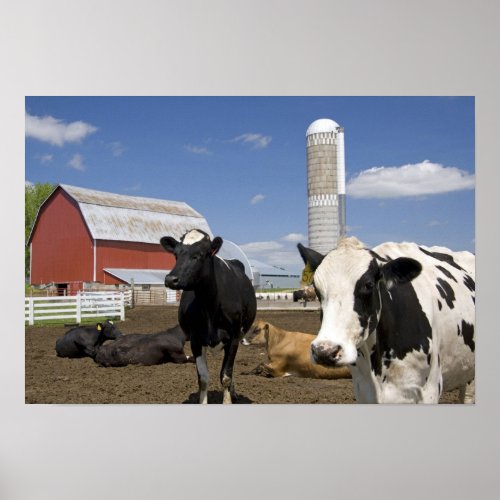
left=25, top=96, right=475, bottom=272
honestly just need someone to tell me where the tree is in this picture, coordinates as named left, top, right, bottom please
left=25, top=182, right=56, bottom=278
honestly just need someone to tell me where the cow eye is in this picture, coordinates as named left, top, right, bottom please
left=363, top=281, right=375, bottom=293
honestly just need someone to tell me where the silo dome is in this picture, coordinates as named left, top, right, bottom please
left=306, top=118, right=340, bottom=136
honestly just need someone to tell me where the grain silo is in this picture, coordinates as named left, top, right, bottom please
left=306, top=118, right=346, bottom=254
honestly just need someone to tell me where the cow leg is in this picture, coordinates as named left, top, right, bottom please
left=192, top=343, right=209, bottom=404
left=80, top=344, right=97, bottom=359
left=220, top=339, right=240, bottom=404
left=169, top=350, right=192, bottom=364
left=459, top=379, right=475, bottom=404
left=261, top=361, right=285, bottom=378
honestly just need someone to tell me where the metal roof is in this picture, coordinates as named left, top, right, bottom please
left=250, top=259, right=300, bottom=277
left=104, top=268, right=170, bottom=285
left=60, top=184, right=213, bottom=244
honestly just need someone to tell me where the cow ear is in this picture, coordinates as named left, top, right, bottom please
left=382, top=257, right=422, bottom=290
left=263, top=324, right=270, bottom=344
left=297, top=243, right=325, bottom=271
left=210, top=236, right=223, bottom=256
left=160, top=236, right=179, bottom=254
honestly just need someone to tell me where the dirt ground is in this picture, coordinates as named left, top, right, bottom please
left=25, top=305, right=461, bottom=404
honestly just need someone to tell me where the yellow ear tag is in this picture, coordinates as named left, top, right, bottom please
left=97, top=325, right=102, bottom=331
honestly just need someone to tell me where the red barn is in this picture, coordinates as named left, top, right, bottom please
left=27, top=184, right=213, bottom=293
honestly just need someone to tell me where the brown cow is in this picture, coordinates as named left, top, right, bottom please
left=243, top=321, right=351, bottom=379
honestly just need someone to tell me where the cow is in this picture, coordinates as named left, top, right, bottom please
left=243, top=320, right=351, bottom=379
left=161, top=229, right=257, bottom=404
left=292, top=285, right=317, bottom=303
left=241, top=320, right=268, bottom=346
left=298, top=237, right=475, bottom=404
left=94, top=325, right=193, bottom=367
left=55, top=320, right=123, bottom=359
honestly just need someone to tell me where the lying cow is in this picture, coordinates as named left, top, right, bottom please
left=161, top=229, right=257, bottom=404
left=94, top=325, right=193, bottom=367
left=292, top=285, right=317, bottom=303
left=55, top=320, right=123, bottom=359
left=243, top=320, right=351, bottom=379
left=298, top=237, right=475, bottom=404
left=241, top=320, right=268, bottom=346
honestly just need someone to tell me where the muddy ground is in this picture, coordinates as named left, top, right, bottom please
left=25, top=305, right=461, bottom=404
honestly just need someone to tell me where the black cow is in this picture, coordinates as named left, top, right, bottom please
left=161, top=229, right=257, bottom=404
left=55, top=320, right=123, bottom=359
left=94, top=325, right=193, bottom=367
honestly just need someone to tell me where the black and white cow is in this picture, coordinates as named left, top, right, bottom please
left=55, top=320, right=123, bottom=359
left=94, top=325, right=193, bottom=367
left=298, top=237, right=475, bottom=404
left=161, top=229, right=257, bottom=404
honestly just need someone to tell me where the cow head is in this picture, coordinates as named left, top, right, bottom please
left=241, top=321, right=268, bottom=345
left=298, top=237, right=422, bottom=366
left=97, top=320, right=123, bottom=341
left=160, top=229, right=223, bottom=291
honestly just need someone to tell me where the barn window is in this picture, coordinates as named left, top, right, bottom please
left=141, top=284, right=151, bottom=290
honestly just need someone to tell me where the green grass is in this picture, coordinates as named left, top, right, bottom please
left=25, top=316, right=123, bottom=327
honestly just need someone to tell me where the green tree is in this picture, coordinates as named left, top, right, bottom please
left=25, top=182, right=56, bottom=278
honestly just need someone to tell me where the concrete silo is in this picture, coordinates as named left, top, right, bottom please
left=306, top=118, right=346, bottom=254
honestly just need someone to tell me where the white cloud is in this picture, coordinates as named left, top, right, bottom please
left=347, top=160, right=475, bottom=199
left=185, top=144, right=211, bottom=155
left=240, top=238, right=304, bottom=273
left=250, top=194, right=265, bottom=205
left=25, top=111, right=98, bottom=146
left=229, top=133, right=272, bottom=149
left=25, top=180, right=34, bottom=187
left=240, top=241, right=283, bottom=254
left=109, top=141, right=126, bottom=157
left=265, top=251, right=303, bottom=270
left=36, top=153, right=54, bottom=164
left=427, top=219, right=448, bottom=227
left=281, top=233, right=306, bottom=242
left=68, top=154, right=86, bottom=171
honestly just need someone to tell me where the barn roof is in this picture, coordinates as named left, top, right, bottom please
left=29, top=184, right=213, bottom=245
left=104, top=268, right=170, bottom=285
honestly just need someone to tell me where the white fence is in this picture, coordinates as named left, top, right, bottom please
left=25, top=290, right=132, bottom=325
left=256, top=292, right=293, bottom=301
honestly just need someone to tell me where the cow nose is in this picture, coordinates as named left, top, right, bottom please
left=311, top=341, right=343, bottom=366
left=165, top=275, right=179, bottom=288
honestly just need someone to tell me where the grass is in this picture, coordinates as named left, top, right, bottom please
left=25, top=315, right=123, bottom=327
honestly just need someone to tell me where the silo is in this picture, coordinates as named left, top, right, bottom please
left=306, top=118, right=346, bottom=254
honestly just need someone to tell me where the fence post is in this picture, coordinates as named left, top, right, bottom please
left=76, top=292, right=81, bottom=323
left=120, top=292, right=125, bottom=320
left=28, top=298, right=34, bottom=326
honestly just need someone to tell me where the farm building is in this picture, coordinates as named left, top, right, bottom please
left=27, top=184, right=252, bottom=297
left=250, top=259, right=300, bottom=290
